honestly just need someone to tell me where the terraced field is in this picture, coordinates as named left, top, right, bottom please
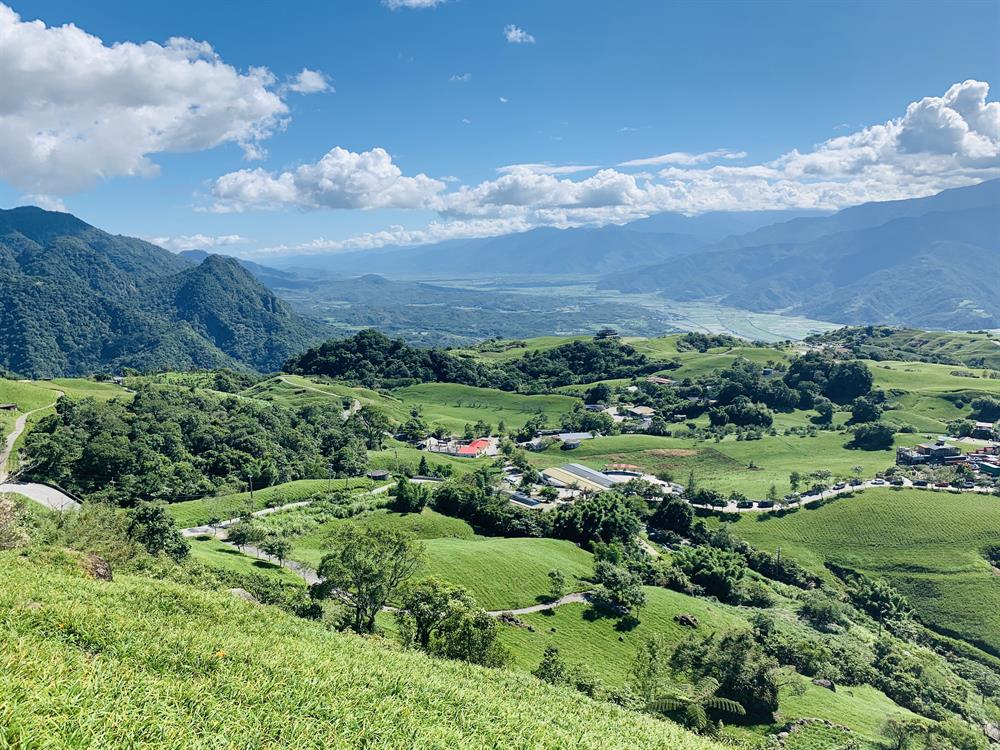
left=731, top=489, right=1000, bottom=655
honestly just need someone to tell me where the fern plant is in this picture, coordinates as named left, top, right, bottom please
left=647, top=677, right=745, bottom=731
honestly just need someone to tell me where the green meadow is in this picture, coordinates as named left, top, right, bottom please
left=730, top=488, right=1000, bottom=656
left=392, top=382, right=580, bottom=432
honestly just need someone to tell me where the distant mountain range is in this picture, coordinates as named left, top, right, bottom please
left=0, top=208, right=324, bottom=377
left=600, top=179, right=1000, bottom=330
left=272, top=180, right=999, bottom=330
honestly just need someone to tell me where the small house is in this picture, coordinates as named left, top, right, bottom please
left=972, top=421, right=998, bottom=440
left=627, top=405, right=656, bottom=418
left=0, top=403, right=17, bottom=411
left=366, top=469, right=391, bottom=481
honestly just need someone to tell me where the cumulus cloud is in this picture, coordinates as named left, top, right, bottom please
left=287, top=68, right=333, bottom=94
left=225, top=80, right=1000, bottom=255
left=0, top=3, right=289, bottom=195
left=208, top=146, right=446, bottom=212
left=504, top=24, right=535, bottom=44
left=20, top=194, right=67, bottom=212
left=618, top=149, right=747, bottom=167
left=383, top=0, right=446, bottom=8
left=149, top=234, right=249, bottom=252
left=496, top=163, right=599, bottom=175
left=449, top=72, right=472, bottom=82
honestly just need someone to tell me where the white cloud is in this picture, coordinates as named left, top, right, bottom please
left=20, top=194, right=67, bottom=212
left=504, top=24, right=535, bottom=44
left=450, top=72, right=471, bottom=82
left=0, top=3, right=289, bottom=195
left=207, top=146, right=446, bottom=212
left=222, top=80, right=1000, bottom=256
left=499, top=96, right=509, bottom=104
left=462, top=117, right=472, bottom=125
left=618, top=149, right=747, bottom=168
left=496, top=163, right=599, bottom=175
left=287, top=68, right=333, bottom=94
left=383, top=0, right=446, bottom=8
left=149, top=233, right=249, bottom=252
left=617, top=126, right=638, bottom=134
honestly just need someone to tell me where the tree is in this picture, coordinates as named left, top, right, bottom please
left=417, top=455, right=430, bottom=476
left=126, top=501, right=189, bottom=562
left=548, top=568, right=567, bottom=601
left=316, top=526, right=423, bottom=634
left=650, top=496, right=693, bottom=536
left=825, top=360, right=874, bottom=404
left=392, top=477, right=430, bottom=513
left=850, top=396, right=882, bottom=424
left=630, top=634, right=672, bottom=703
left=592, top=561, right=646, bottom=616
left=0, top=494, right=30, bottom=550
left=430, top=604, right=510, bottom=667
left=533, top=646, right=570, bottom=685
left=399, top=408, right=428, bottom=443
left=847, top=422, right=895, bottom=451
left=351, top=405, right=391, bottom=451
left=647, top=677, right=746, bottom=732
left=584, top=383, right=613, bottom=405
left=789, top=471, right=802, bottom=493
left=396, top=578, right=472, bottom=650
left=881, top=718, right=922, bottom=750
left=813, top=396, right=834, bottom=425
left=260, top=535, right=291, bottom=567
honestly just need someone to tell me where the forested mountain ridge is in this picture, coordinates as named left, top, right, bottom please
left=600, top=180, right=1000, bottom=330
left=0, top=207, right=325, bottom=377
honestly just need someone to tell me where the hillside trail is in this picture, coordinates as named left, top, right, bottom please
left=0, top=392, right=62, bottom=482
left=181, top=483, right=392, bottom=537
left=277, top=376, right=361, bottom=419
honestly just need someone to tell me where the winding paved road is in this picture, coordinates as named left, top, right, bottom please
left=0, top=391, right=81, bottom=511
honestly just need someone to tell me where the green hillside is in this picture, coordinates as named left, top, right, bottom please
left=730, top=489, right=1000, bottom=656
left=0, top=552, right=720, bottom=750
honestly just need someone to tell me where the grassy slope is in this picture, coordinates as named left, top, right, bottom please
left=244, top=374, right=412, bottom=421
left=290, top=516, right=594, bottom=611
left=501, top=588, right=748, bottom=683
left=392, top=382, right=580, bottom=432
left=730, top=488, right=1000, bottom=655
left=188, top=536, right=306, bottom=585
left=0, top=553, right=720, bottom=750
left=167, top=478, right=376, bottom=528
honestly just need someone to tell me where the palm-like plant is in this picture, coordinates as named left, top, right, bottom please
left=647, top=677, right=745, bottom=731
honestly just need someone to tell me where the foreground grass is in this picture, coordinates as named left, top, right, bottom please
left=731, top=488, right=1000, bottom=656
left=167, top=478, right=376, bottom=528
left=0, top=552, right=720, bottom=750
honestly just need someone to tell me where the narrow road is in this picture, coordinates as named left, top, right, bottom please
left=0, top=391, right=62, bottom=483
left=181, top=483, right=392, bottom=537
left=278, top=376, right=361, bottom=419
left=491, top=592, right=591, bottom=616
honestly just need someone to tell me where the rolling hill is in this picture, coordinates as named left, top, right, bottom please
left=0, top=207, right=325, bottom=377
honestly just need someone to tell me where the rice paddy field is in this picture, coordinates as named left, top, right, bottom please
left=0, top=551, right=721, bottom=750
left=730, top=488, right=1000, bottom=656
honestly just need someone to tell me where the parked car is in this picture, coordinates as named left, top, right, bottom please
left=833, top=482, right=847, bottom=490
left=962, top=481, right=975, bottom=489
left=890, top=478, right=904, bottom=486
left=914, top=479, right=929, bottom=487
left=871, top=478, right=886, bottom=485
left=849, top=479, right=863, bottom=486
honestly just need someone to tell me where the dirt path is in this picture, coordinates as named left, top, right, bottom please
left=278, top=376, right=361, bottom=419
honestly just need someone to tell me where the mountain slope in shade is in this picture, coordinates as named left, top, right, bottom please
left=0, top=207, right=325, bottom=377
left=599, top=180, right=1000, bottom=330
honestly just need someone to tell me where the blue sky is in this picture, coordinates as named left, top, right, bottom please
left=1, top=0, right=998, bottom=257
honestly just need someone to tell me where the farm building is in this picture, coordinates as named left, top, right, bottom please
left=0, top=403, right=17, bottom=411
left=972, top=421, right=998, bottom=440
left=897, top=441, right=963, bottom=466
left=627, top=405, right=656, bottom=418
left=977, top=461, right=1000, bottom=478
left=646, top=375, right=674, bottom=385
left=542, top=463, right=616, bottom=493
left=455, top=438, right=493, bottom=458
left=557, top=432, right=594, bottom=443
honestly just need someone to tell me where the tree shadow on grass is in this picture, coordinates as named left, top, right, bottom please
left=614, top=614, right=641, bottom=633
